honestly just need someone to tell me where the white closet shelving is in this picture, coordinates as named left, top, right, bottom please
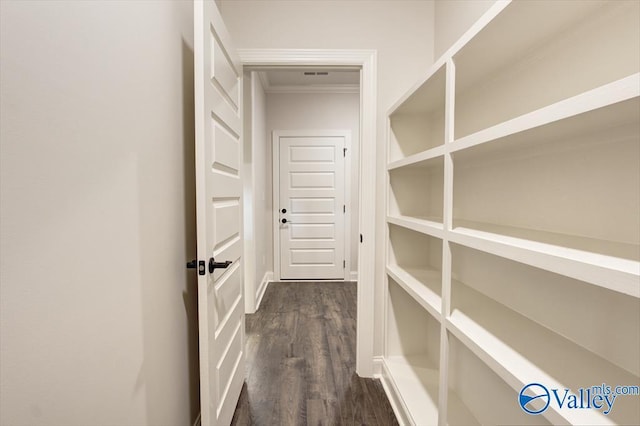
left=388, top=224, right=443, bottom=318
left=388, top=156, right=445, bottom=238
left=385, top=278, right=441, bottom=425
left=388, top=64, right=446, bottom=164
left=381, top=1, right=640, bottom=425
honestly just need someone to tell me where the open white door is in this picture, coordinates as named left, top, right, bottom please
left=194, top=2, right=244, bottom=425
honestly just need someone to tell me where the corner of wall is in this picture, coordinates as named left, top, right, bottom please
left=254, top=271, right=273, bottom=311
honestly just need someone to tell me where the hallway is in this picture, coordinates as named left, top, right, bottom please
left=231, top=282, right=398, bottom=426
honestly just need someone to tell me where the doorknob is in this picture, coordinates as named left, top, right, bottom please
left=281, top=218, right=287, bottom=224
left=209, top=257, right=232, bottom=273
left=281, top=208, right=287, bottom=213
left=187, top=259, right=206, bottom=275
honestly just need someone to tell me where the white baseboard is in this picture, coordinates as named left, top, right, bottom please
left=254, top=271, right=272, bottom=311
left=350, top=271, right=358, bottom=281
left=193, top=412, right=201, bottom=426
left=378, top=358, right=411, bottom=426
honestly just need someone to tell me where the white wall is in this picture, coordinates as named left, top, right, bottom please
left=219, top=0, right=435, bottom=356
left=243, top=72, right=270, bottom=313
left=434, top=0, right=497, bottom=58
left=0, top=1, right=198, bottom=425
left=266, top=91, right=360, bottom=276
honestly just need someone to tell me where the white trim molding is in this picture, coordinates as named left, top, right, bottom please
left=239, top=49, right=377, bottom=377
left=239, top=48, right=375, bottom=66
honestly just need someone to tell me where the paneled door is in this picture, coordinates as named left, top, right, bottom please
left=275, top=131, right=349, bottom=280
left=194, top=1, right=244, bottom=425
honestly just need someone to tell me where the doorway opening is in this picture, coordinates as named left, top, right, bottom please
left=239, top=49, right=377, bottom=377
left=243, top=68, right=359, bottom=288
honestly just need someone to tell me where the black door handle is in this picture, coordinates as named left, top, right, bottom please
left=281, top=218, right=287, bottom=224
left=187, top=259, right=206, bottom=275
left=209, top=257, right=232, bottom=273
left=281, top=208, right=287, bottom=213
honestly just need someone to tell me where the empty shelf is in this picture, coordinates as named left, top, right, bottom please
left=383, top=355, right=440, bottom=426
left=387, top=215, right=444, bottom=239
left=449, top=222, right=640, bottom=298
left=451, top=74, right=640, bottom=155
left=448, top=282, right=640, bottom=425
left=387, top=264, right=442, bottom=319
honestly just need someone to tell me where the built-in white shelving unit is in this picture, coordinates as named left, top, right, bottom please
left=447, top=335, right=549, bottom=426
left=381, top=1, right=640, bottom=425
left=388, top=223, right=443, bottom=318
left=385, top=278, right=441, bottom=425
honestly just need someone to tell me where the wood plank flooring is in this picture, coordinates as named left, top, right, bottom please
left=231, top=281, right=398, bottom=426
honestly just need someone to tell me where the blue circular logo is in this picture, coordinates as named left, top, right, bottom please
left=519, top=383, right=550, bottom=415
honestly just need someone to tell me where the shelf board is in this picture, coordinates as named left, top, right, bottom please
left=450, top=73, right=640, bottom=155
left=388, top=145, right=445, bottom=171
left=387, top=215, right=444, bottom=239
left=447, top=282, right=640, bottom=426
left=453, top=0, right=611, bottom=94
left=449, top=222, right=640, bottom=298
left=447, top=390, right=479, bottom=426
left=383, top=355, right=440, bottom=426
left=386, top=264, right=442, bottom=319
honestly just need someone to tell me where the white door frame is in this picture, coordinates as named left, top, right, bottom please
left=272, top=129, right=352, bottom=282
left=239, top=49, right=377, bottom=377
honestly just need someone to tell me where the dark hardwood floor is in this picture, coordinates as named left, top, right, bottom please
left=231, top=281, right=398, bottom=426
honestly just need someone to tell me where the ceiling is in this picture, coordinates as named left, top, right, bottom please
left=259, top=69, right=360, bottom=93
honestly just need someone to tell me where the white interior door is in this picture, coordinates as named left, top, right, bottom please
left=276, top=131, right=348, bottom=280
left=194, top=2, right=244, bottom=425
